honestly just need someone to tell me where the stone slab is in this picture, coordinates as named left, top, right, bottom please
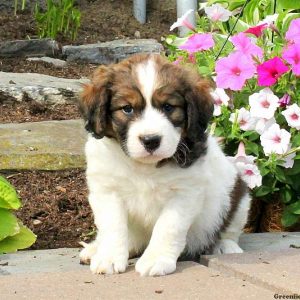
left=0, top=72, right=88, bottom=104
left=62, top=39, right=164, bottom=64
left=0, top=249, right=272, bottom=300
left=201, top=249, right=300, bottom=294
left=0, top=39, right=59, bottom=58
left=0, top=120, right=86, bottom=170
left=239, top=232, right=300, bottom=252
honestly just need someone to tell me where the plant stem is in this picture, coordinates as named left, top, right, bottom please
left=215, top=0, right=250, bottom=60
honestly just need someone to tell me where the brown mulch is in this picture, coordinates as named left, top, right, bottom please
left=0, top=58, right=98, bottom=79
left=0, top=100, right=81, bottom=124
left=2, top=170, right=94, bottom=249
left=0, top=0, right=175, bottom=44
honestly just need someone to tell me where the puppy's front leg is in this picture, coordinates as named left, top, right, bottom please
left=89, top=192, right=129, bottom=274
left=135, top=196, right=199, bottom=276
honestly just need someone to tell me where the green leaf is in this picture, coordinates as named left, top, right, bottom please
left=278, top=0, right=300, bottom=10
left=287, top=201, right=300, bottom=214
left=275, top=166, right=286, bottom=182
left=292, top=133, right=300, bottom=147
left=281, top=210, right=300, bottom=227
left=285, top=160, right=300, bottom=176
left=0, top=224, right=36, bottom=254
left=254, top=185, right=273, bottom=197
left=280, top=188, right=293, bottom=204
left=0, top=177, right=21, bottom=210
left=0, top=209, right=20, bottom=240
left=245, top=141, right=259, bottom=156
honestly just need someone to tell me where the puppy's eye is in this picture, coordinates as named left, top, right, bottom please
left=122, top=105, right=134, bottom=115
left=162, top=103, right=174, bottom=113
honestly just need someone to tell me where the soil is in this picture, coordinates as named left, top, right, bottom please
left=1, top=170, right=94, bottom=249
left=0, top=0, right=176, bottom=44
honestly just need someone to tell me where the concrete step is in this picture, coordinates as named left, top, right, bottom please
left=0, top=249, right=273, bottom=300
left=0, top=119, right=86, bottom=170
left=0, top=72, right=88, bottom=104
left=1, top=233, right=299, bottom=299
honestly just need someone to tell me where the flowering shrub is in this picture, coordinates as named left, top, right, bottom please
left=166, top=0, right=300, bottom=227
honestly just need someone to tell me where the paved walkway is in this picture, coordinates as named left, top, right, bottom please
left=1, top=233, right=300, bottom=299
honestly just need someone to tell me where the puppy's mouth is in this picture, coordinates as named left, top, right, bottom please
left=133, top=153, right=166, bottom=164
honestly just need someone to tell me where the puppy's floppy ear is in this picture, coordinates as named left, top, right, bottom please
left=79, top=66, right=111, bottom=139
left=185, top=78, right=214, bottom=143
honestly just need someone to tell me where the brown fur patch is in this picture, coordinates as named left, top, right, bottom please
left=222, top=176, right=248, bottom=231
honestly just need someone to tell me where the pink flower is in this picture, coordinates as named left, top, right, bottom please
left=245, top=23, right=268, bottom=37
left=279, top=94, right=291, bottom=107
left=257, top=57, right=289, bottom=86
left=230, top=32, right=263, bottom=59
left=179, top=33, right=214, bottom=53
left=170, top=9, right=195, bottom=31
left=215, top=52, right=256, bottom=91
left=260, top=124, right=291, bottom=156
left=285, top=18, right=300, bottom=43
left=173, top=56, right=184, bottom=65
left=282, top=43, right=300, bottom=75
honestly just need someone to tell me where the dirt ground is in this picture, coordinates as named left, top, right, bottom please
left=1, top=170, right=93, bottom=249
left=0, top=0, right=176, bottom=44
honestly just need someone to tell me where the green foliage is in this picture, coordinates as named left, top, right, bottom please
left=0, top=176, right=36, bottom=254
left=35, top=0, right=81, bottom=41
left=166, top=0, right=300, bottom=228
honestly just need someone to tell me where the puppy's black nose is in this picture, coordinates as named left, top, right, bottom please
left=139, top=135, right=161, bottom=153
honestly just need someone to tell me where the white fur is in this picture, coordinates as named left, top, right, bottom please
left=81, top=135, right=251, bottom=276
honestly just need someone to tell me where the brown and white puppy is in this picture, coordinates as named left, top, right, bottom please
left=79, top=53, right=250, bottom=276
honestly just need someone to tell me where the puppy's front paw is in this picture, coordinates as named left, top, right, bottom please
left=213, top=239, right=243, bottom=254
left=90, top=248, right=128, bottom=275
left=135, top=252, right=176, bottom=276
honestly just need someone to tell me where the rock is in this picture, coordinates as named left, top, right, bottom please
left=0, top=39, right=59, bottom=58
left=0, top=120, right=86, bottom=171
left=27, top=57, right=67, bottom=68
left=0, top=72, right=89, bottom=104
left=62, top=39, right=164, bottom=64
left=33, top=220, right=42, bottom=226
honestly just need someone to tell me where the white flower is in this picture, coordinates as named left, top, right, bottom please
left=170, top=9, right=194, bottom=31
left=249, top=88, right=280, bottom=120
left=254, top=117, right=276, bottom=134
left=227, top=142, right=261, bottom=189
left=279, top=145, right=296, bottom=169
left=282, top=104, right=300, bottom=130
left=236, top=162, right=262, bottom=189
left=229, top=108, right=256, bottom=131
left=258, top=14, right=279, bottom=26
left=210, top=88, right=230, bottom=116
left=204, top=4, right=232, bottom=22
left=260, top=124, right=291, bottom=156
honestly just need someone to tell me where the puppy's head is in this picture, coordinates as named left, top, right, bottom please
left=79, top=54, right=213, bottom=167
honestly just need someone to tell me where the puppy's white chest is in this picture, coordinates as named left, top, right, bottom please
left=118, top=175, right=177, bottom=226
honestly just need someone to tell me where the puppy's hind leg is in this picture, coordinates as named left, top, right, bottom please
left=79, top=240, right=98, bottom=265
left=214, top=193, right=251, bottom=255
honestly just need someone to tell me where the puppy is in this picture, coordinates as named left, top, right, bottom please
left=79, top=53, right=250, bottom=276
